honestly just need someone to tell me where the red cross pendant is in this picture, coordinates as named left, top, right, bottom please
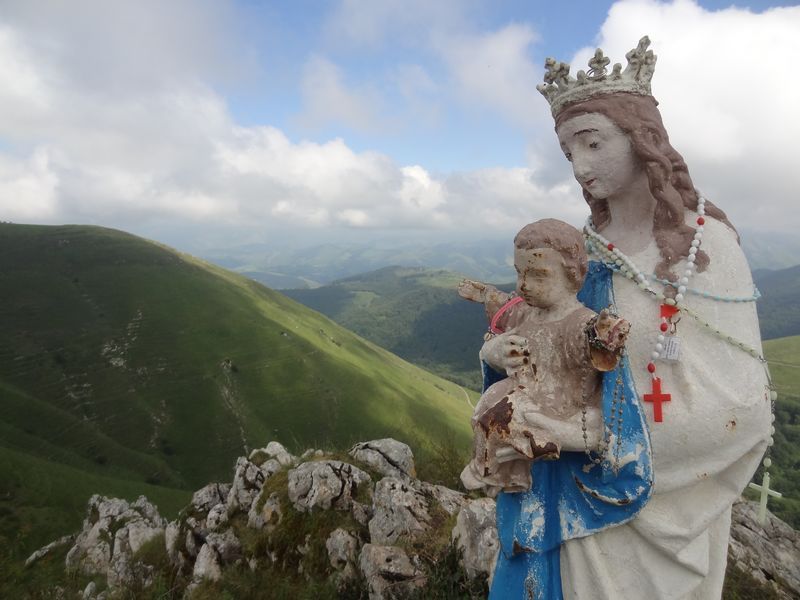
left=643, top=377, right=671, bottom=422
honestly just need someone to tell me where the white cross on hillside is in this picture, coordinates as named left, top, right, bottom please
left=748, top=471, right=782, bottom=524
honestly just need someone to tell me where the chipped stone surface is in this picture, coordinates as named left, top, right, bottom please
left=64, top=495, right=164, bottom=581
left=206, top=529, right=242, bottom=565
left=191, top=483, right=231, bottom=514
left=420, top=482, right=466, bottom=516
left=728, top=499, right=800, bottom=599
left=451, top=497, right=499, bottom=581
left=247, top=491, right=282, bottom=530
left=326, top=528, right=359, bottom=580
left=206, top=502, right=228, bottom=531
left=288, top=460, right=371, bottom=512
left=350, top=438, right=416, bottom=479
left=165, top=521, right=180, bottom=565
left=25, top=534, right=75, bottom=567
left=359, top=544, right=425, bottom=600
left=226, top=457, right=275, bottom=513
left=192, top=543, right=222, bottom=582
left=369, top=477, right=431, bottom=545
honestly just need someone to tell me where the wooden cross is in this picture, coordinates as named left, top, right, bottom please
left=643, top=377, right=670, bottom=423
left=748, top=471, right=782, bottom=524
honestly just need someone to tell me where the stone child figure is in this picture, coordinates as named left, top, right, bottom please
left=459, top=219, right=630, bottom=493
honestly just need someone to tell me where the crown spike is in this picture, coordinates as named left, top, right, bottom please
left=538, top=35, right=657, bottom=116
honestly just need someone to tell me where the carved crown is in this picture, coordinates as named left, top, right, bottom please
left=537, top=36, right=657, bottom=116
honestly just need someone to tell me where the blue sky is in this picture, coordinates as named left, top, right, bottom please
left=1, top=0, right=799, bottom=250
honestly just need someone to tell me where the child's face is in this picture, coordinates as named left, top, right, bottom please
left=514, top=247, right=573, bottom=309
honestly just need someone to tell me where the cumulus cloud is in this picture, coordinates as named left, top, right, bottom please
left=1, top=0, right=797, bottom=249
left=296, top=56, right=389, bottom=134
left=436, top=23, right=547, bottom=130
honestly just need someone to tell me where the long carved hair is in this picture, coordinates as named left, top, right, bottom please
left=554, top=93, right=736, bottom=281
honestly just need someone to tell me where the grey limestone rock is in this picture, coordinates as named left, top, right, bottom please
left=359, top=544, right=425, bottom=600
left=206, top=529, right=243, bottom=565
left=206, top=502, right=229, bottom=531
left=420, top=482, right=466, bottom=516
left=368, top=477, right=431, bottom=545
left=350, top=438, right=416, bottom=479
left=247, top=491, right=282, bottom=530
left=451, top=497, right=499, bottom=581
left=326, top=527, right=360, bottom=580
left=192, top=543, right=222, bottom=583
left=288, top=460, right=371, bottom=512
left=226, top=457, right=276, bottom=513
left=65, top=494, right=164, bottom=586
left=191, top=483, right=231, bottom=515
left=25, top=534, right=75, bottom=567
left=728, top=499, right=800, bottom=599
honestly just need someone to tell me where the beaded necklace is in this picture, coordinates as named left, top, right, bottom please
left=582, top=193, right=779, bottom=514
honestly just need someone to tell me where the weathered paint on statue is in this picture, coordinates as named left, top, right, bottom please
left=462, top=36, right=773, bottom=599
left=460, top=220, right=630, bottom=494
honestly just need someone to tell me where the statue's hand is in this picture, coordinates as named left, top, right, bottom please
left=594, top=309, right=630, bottom=352
left=522, top=406, right=601, bottom=452
left=458, top=279, right=488, bottom=303
left=480, top=333, right=529, bottom=373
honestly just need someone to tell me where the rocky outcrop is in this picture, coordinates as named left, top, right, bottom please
left=63, top=495, right=165, bottom=589
left=728, top=499, right=800, bottom=599
left=452, top=497, right=499, bottom=580
left=288, top=460, right=371, bottom=512
left=350, top=439, right=416, bottom=479
left=37, top=437, right=798, bottom=599
left=359, top=543, right=425, bottom=600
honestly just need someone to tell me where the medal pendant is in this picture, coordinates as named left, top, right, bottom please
left=661, top=336, right=681, bottom=362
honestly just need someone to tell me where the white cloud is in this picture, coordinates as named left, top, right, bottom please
left=0, top=148, right=59, bottom=220
left=296, top=56, right=388, bottom=134
left=436, top=23, right=547, bottom=129
left=565, top=0, right=800, bottom=232
left=1, top=0, right=798, bottom=249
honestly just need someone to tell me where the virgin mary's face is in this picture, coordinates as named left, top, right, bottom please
left=556, top=112, right=641, bottom=200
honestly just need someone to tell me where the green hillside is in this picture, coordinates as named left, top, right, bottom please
left=283, top=266, right=511, bottom=390
left=758, top=335, right=800, bottom=527
left=753, top=266, right=800, bottom=340
left=0, top=224, right=476, bottom=558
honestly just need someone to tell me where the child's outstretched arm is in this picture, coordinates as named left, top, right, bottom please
left=458, top=278, right=512, bottom=322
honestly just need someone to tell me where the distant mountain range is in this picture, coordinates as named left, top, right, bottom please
left=200, top=228, right=799, bottom=290
left=282, top=263, right=800, bottom=389
left=0, top=224, right=475, bottom=560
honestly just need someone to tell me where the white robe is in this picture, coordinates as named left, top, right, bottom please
left=561, top=214, right=771, bottom=599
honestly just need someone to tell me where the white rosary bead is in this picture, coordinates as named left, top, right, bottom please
left=679, top=277, right=689, bottom=285
left=675, top=293, right=684, bottom=302
left=697, top=226, right=704, bottom=233
left=763, top=457, right=772, bottom=468
left=691, top=240, right=700, bottom=247
left=677, top=286, right=687, bottom=294
left=657, top=334, right=665, bottom=342
left=689, top=247, right=698, bottom=255
left=651, top=351, right=660, bottom=360
left=767, top=437, right=774, bottom=446
left=655, top=343, right=664, bottom=352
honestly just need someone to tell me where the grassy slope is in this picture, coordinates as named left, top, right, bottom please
left=753, top=265, right=800, bottom=340
left=0, top=224, right=476, bottom=557
left=756, top=336, right=800, bottom=526
left=284, top=266, right=514, bottom=390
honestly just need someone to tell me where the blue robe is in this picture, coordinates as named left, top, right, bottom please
left=486, top=261, right=654, bottom=600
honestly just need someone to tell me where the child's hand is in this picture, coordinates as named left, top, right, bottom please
left=480, top=333, right=530, bottom=373
left=458, top=279, right=488, bottom=302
